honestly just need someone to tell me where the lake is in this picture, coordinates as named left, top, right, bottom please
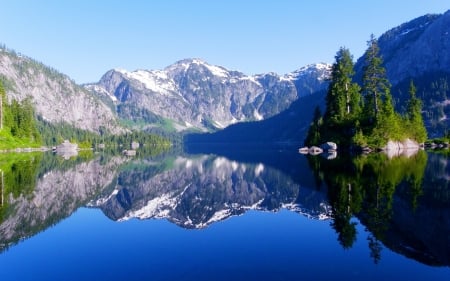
left=0, top=146, right=448, bottom=280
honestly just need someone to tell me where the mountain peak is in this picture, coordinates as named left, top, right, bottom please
left=112, top=68, right=129, bottom=75
left=165, top=58, right=230, bottom=78
left=284, top=63, right=331, bottom=83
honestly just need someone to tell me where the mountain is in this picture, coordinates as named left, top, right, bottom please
left=85, top=59, right=330, bottom=132
left=184, top=90, right=326, bottom=146
left=0, top=47, right=122, bottom=133
left=355, top=12, right=448, bottom=85
left=188, top=10, right=450, bottom=144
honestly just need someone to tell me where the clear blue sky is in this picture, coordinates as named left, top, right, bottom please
left=0, top=0, right=448, bottom=83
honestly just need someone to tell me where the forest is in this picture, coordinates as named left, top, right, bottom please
left=305, top=36, right=428, bottom=149
left=0, top=80, right=171, bottom=151
left=0, top=80, right=41, bottom=149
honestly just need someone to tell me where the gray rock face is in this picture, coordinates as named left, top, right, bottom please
left=355, top=11, right=450, bottom=85
left=0, top=48, right=122, bottom=133
left=86, top=59, right=331, bottom=131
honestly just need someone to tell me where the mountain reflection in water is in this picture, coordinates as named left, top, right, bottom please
left=89, top=153, right=330, bottom=228
left=0, top=147, right=448, bottom=268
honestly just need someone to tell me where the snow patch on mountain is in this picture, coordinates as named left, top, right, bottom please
left=192, top=59, right=230, bottom=78
left=84, top=84, right=118, bottom=102
left=285, top=63, right=332, bottom=81
left=120, top=69, right=177, bottom=96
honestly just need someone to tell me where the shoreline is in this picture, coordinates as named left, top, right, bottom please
left=0, top=147, right=50, bottom=153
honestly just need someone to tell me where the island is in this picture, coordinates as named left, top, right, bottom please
left=304, top=36, right=428, bottom=153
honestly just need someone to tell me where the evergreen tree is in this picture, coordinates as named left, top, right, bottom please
left=360, top=35, right=400, bottom=146
left=361, top=35, right=391, bottom=127
left=304, top=38, right=430, bottom=150
left=0, top=80, right=41, bottom=145
left=322, top=47, right=361, bottom=145
left=406, top=80, right=427, bottom=142
left=324, top=47, right=361, bottom=125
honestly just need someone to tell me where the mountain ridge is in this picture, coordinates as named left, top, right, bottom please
left=85, top=59, right=331, bottom=132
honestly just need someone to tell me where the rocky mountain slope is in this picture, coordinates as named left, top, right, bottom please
left=355, top=12, right=449, bottom=85
left=0, top=47, right=121, bottom=133
left=86, top=59, right=331, bottom=131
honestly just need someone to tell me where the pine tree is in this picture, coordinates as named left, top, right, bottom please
left=321, top=47, right=361, bottom=146
left=406, top=80, right=427, bottom=142
left=362, top=35, right=391, bottom=127
left=324, top=47, right=361, bottom=125
left=361, top=35, right=399, bottom=146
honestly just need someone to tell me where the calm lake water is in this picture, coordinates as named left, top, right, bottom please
left=0, top=146, right=448, bottom=280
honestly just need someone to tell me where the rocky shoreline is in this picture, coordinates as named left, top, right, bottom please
left=299, top=139, right=449, bottom=158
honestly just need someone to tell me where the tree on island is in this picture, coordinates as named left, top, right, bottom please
left=405, top=80, right=427, bottom=143
left=357, top=35, right=401, bottom=147
left=305, top=35, right=427, bottom=149
left=321, top=47, right=361, bottom=147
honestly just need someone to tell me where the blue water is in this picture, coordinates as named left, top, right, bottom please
left=0, top=207, right=448, bottom=281
left=0, top=149, right=449, bottom=280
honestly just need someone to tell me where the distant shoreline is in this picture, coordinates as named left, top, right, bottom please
left=0, top=147, right=50, bottom=153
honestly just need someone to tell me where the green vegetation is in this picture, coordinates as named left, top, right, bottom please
left=305, top=37, right=428, bottom=149
left=0, top=81, right=41, bottom=149
left=37, top=118, right=101, bottom=148
left=97, top=131, right=172, bottom=157
left=392, top=72, right=450, bottom=138
left=37, top=117, right=172, bottom=154
left=0, top=153, right=42, bottom=199
left=308, top=150, right=427, bottom=262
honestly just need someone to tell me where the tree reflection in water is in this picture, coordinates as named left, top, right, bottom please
left=308, top=150, right=432, bottom=264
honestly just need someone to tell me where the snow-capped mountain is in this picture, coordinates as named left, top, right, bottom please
left=284, top=63, right=331, bottom=96
left=86, top=59, right=331, bottom=131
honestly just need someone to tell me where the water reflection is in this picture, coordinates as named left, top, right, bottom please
left=0, top=147, right=448, bottom=268
left=307, top=150, right=449, bottom=266
left=0, top=152, right=127, bottom=252
left=89, top=153, right=330, bottom=228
